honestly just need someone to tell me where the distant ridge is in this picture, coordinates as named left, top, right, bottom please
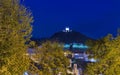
left=31, top=27, right=94, bottom=44
left=49, top=30, right=93, bottom=43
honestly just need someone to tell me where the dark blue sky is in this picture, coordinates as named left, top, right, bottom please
left=23, top=0, right=120, bottom=39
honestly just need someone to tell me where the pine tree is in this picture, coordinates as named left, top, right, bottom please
left=0, top=0, right=33, bottom=74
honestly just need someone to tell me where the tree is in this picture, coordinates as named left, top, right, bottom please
left=29, top=41, right=70, bottom=75
left=85, top=34, right=120, bottom=75
left=0, top=0, right=33, bottom=74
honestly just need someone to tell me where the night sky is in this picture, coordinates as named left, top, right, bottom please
left=23, top=0, right=120, bottom=39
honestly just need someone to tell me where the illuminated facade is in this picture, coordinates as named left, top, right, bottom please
left=64, top=43, right=88, bottom=53
left=64, top=43, right=88, bottom=49
left=63, top=27, right=72, bottom=32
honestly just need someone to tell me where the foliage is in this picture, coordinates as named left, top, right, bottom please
left=30, top=41, right=70, bottom=75
left=85, top=34, right=120, bottom=75
left=0, top=0, right=33, bottom=74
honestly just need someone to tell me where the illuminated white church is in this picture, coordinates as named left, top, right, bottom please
left=62, top=27, right=72, bottom=32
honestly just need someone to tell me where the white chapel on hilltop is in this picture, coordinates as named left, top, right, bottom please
left=63, top=27, right=72, bottom=32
